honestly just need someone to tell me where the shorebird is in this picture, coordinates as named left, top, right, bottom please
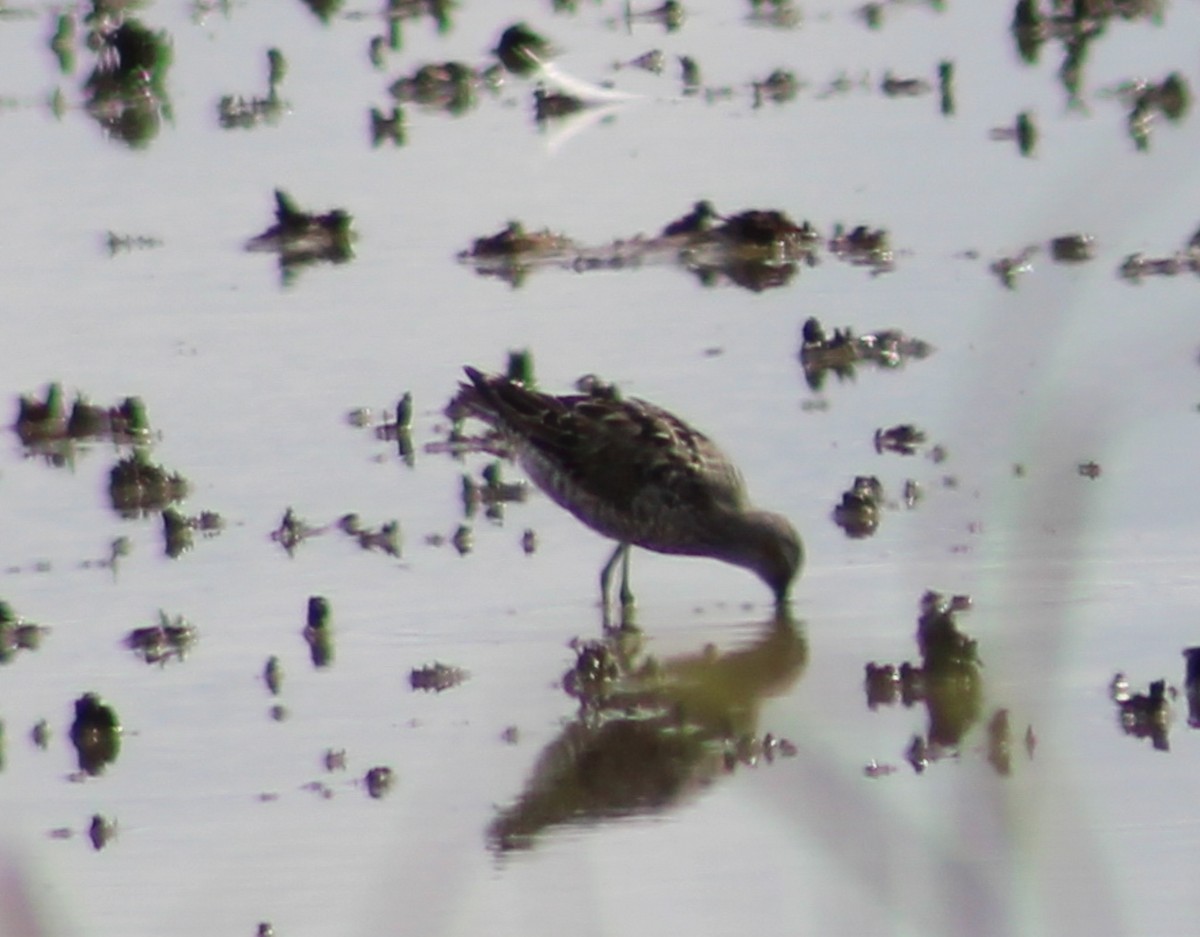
left=453, top=367, right=802, bottom=619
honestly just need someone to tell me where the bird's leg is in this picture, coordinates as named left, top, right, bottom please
left=600, top=543, right=629, bottom=627
left=618, top=545, right=635, bottom=613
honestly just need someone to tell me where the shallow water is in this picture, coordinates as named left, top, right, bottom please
left=3, top=1, right=1200, bottom=935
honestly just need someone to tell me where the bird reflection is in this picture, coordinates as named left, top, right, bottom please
left=488, top=611, right=806, bottom=852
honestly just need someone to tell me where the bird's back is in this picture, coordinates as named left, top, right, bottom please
left=457, top=369, right=747, bottom=549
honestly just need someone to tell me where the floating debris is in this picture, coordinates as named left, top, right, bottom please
left=14, top=382, right=64, bottom=443
left=71, top=393, right=150, bottom=440
left=563, top=639, right=621, bottom=702
left=70, top=692, right=121, bottom=776
left=660, top=200, right=718, bottom=238
left=874, top=424, right=927, bottom=456
left=799, top=317, right=933, bottom=392
left=369, top=105, right=405, bottom=147
left=15, top=384, right=151, bottom=450
left=520, top=528, right=538, bottom=555
left=1120, top=72, right=1190, bottom=150
left=1118, top=251, right=1187, bottom=282
left=614, top=49, right=665, bottom=74
left=462, top=460, right=529, bottom=520
left=218, top=49, right=289, bottom=130
left=323, top=748, right=346, bottom=771
left=1114, top=677, right=1172, bottom=751
left=986, top=709, right=1013, bottom=776
left=938, top=60, right=955, bottom=115
left=345, top=395, right=416, bottom=464
left=0, top=600, right=47, bottom=665
left=364, top=766, right=396, bottom=799
left=534, top=84, right=586, bottom=123
left=451, top=524, right=473, bottom=555
left=245, top=190, right=355, bottom=283
left=1077, top=460, right=1101, bottom=479
left=828, top=223, right=894, bottom=273
left=31, top=719, right=50, bottom=750
left=271, top=506, right=320, bottom=555
left=752, top=69, right=800, bottom=107
left=624, top=0, right=686, bottom=31
left=990, top=245, right=1038, bottom=289
left=338, top=514, right=401, bottom=556
left=88, top=814, right=116, bottom=851
left=163, top=507, right=223, bottom=558
left=264, top=656, right=283, bottom=696
left=389, top=61, right=499, bottom=116
left=1117, top=223, right=1200, bottom=282
left=50, top=12, right=75, bottom=74
left=81, top=15, right=174, bottom=149
left=1049, top=233, right=1095, bottom=263
left=104, top=232, right=162, bottom=254
left=1182, top=647, right=1200, bottom=727
left=303, top=596, right=333, bottom=669
left=494, top=22, right=553, bottom=76
left=124, top=610, right=196, bottom=665
left=833, top=475, right=883, bottom=538
left=108, top=450, right=188, bottom=518
left=880, top=71, right=930, bottom=98
left=745, top=0, right=802, bottom=28
left=679, top=55, right=701, bottom=94
left=458, top=220, right=577, bottom=286
left=989, top=111, right=1037, bottom=156
left=409, top=662, right=469, bottom=692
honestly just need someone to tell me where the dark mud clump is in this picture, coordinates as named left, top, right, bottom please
left=218, top=49, right=288, bottom=130
left=874, top=424, right=927, bottom=456
left=124, top=611, right=196, bottom=665
left=78, top=13, right=174, bottom=149
left=832, top=475, right=884, bottom=538
left=108, top=450, right=188, bottom=518
left=264, top=656, right=283, bottom=696
left=798, top=317, right=933, bottom=391
left=245, top=189, right=355, bottom=284
left=363, top=765, right=395, bottom=799
left=15, top=384, right=152, bottom=454
left=409, top=662, right=469, bottom=692
left=88, top=814, right=117, bottom=850
left=1110, top=673, right=1173, bottom=751
left=1049, top=233, right=1096, bottom=263
left=303, top=596, right=334, bottom=668
left=493, top=22, right=553, bottom=77
left=462, top=460, right=528, bottom=520
left=70, top=692, right=121, bottom=776
left=269, top=507, right=400, bottom=557
left=0, top=600, right=48, bottom=665
left=388, top=61, right=500, bottom=117
left=337, top=514, right=401, bottom=557
left=162, top=507, right=224, bottom=558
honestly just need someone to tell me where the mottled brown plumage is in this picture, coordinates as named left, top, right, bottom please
left=455, top=367, right=802, bottom=614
